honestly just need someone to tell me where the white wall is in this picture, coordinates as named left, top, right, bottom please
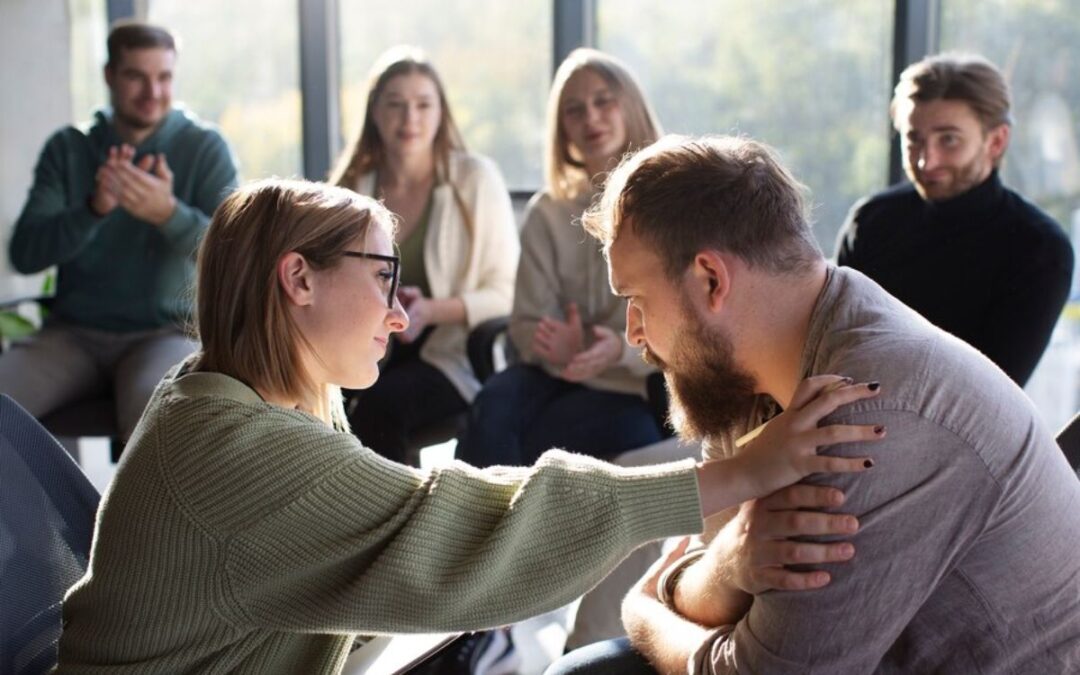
left=0, top=0, right=71, bottom=304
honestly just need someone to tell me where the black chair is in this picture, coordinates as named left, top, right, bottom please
left=0, top=341, right=123, bottom=462
left=41, top=395, right=124, bottom=463
left=0, top=394, right=100, bottom=674
left=399, top=317, right=517, bottom=461
left=1056, top=412, right=1080, bottom=472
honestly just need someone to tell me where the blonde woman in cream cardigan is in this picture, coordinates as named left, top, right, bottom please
left=458, top=49, right=663, bottom=469
left=330, top=46, right=519, bottom=464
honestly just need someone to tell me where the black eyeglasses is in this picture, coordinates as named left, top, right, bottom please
left=342, top=251, right=400, bottom=308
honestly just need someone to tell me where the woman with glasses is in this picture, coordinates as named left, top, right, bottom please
left=55, top=178, right=882, bottom=674
left=329, top=45, right=519, bottom=464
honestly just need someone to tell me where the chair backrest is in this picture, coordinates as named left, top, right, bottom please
left=1056, top=412, right=1080, bottom=472
left=0, top=395, right=100, bottom=675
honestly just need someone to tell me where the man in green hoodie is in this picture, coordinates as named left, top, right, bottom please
left=1, top=21, right=238, bottom=441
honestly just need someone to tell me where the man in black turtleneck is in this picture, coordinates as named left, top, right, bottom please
left=836, top=52, right=1073, bottom=386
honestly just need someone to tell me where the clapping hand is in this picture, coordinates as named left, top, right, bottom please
left=560, top=325, right=623, bottom=382
left=90, top=145, right=134, bottom=216
left=91, top=144, right=176, bottom=226
left=532, top=302, right=585, bottom=366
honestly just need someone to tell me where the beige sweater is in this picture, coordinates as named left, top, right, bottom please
left=510, top=190, right=656, bottom=397
left=352, top=151, right=520, bottom=402
left=56, top=368, right=702, bottom=674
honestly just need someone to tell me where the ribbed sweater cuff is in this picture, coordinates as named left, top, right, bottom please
left=613, top=458, right=703, bottom=543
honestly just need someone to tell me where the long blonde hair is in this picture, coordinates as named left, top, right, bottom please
left=546, top=48, right=663, bottom=201
left=329, top=45, right=474, bottom=265
left=192, top=179, right=396, bottom=428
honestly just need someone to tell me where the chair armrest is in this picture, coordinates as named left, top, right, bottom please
left=467, top=316, right=512, bottom=384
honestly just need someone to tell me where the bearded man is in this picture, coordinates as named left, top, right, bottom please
left=2, top=21, right=238, bottom=441
left=836, top=52, right=1073, bottom=387
left=547, top=134, right=1080, bottom=674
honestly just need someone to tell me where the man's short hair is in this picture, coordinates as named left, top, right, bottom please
left=890, top=52, right=1012, bottom=132
left=106, top=21, right=176, bottom=68
left=583, top=134, right=823, bottom=279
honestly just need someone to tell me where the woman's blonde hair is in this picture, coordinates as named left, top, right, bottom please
left=329, top=45, right=475, bottom=265
left=192, top=178, right=396, bottom=429
left=546, top=48, right=663, bottom=201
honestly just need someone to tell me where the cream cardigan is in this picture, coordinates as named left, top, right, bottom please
left=353, top=152, right=520, bottom=401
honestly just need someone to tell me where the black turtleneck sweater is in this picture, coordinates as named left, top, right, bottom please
left=835, top=171, right=1074, bottom=386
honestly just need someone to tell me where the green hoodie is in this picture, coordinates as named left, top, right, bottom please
left=10, top=108, right=238, bottom=332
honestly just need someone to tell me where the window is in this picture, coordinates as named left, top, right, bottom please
left=69, top=0, right=108, bottom=121
left=338, top=0, right=550, bottom=191
left=597, top=0, right=893, bottom=250
left=148, top=0, right=303, bottom=180
left=942, top=1, right=1080, bottom=430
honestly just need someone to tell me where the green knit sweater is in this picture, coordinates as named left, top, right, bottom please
left=56, top=369, right=702, bottom=673
left=10, top=108, right=238, bottom=331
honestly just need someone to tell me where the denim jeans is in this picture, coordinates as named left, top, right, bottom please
left=544, top=637, right=657, bottom=675
left=457, top=364, right=661, bottom=467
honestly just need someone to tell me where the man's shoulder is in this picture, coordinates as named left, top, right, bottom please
left=166, top=108, right=228, bottom=145
left=1000, top=186, right=1072, bottom=252
left=817, top=271, right=1043, bottom=459
left=42, top=122, right=95, bottom=151
left=849, top=182, right=921, bottom=225
left=839, top=183, right=922, bottom=259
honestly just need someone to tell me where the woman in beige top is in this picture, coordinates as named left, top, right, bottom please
left=458, top=49, right=664, bottom=468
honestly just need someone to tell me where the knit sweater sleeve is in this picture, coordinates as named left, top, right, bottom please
left=9, top=129, right=106, bottom=274
left=166, top=401, right=703, bottom=635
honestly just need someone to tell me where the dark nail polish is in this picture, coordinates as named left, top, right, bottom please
left=874, top=425, right=886, bottom=435
left=863, top=459, right=875, bottom=468
left=867, top=381, right=880, bottom=391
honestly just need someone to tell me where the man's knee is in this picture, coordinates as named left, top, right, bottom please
left=0, top=328, right=101, bottom=417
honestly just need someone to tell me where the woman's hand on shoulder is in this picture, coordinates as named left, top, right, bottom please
left=732, top=375, right=884, bottom=500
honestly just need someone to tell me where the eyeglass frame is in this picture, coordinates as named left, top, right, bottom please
left=342, top=251, right=401, bottom=309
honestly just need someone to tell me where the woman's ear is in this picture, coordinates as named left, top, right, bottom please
left=277, top=252, right=315, bottom=307
left=690, top=250, right=732, bottom=314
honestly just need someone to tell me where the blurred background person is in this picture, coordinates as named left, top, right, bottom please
left=458, top=48, right=664, bottom=468
left=836, top=52, right=1074, bottom=386
left=330, top=46, right=519, bottom=464
left=1, top=21, right=238, bottom=442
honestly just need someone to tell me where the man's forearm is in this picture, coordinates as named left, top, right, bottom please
left=624, top=594, right=712, bottom=675
left=673, top=517, right=752, bottom=626
left=673, top=553, right=752, bottom=626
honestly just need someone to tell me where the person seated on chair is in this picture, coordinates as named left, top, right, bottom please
left=835, top=52, right=1074, bottom=387
left=329, top=45, right=519, bottom=464
left=54, top=178, right=883, bottom=674
left=0, top=21, right=238, bottom=441
left=547, top=134, right=1080, bottom=675
left=457, top=49, right=664, bottom=469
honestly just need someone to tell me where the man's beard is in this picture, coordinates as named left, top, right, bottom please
left=910, top=152, right=991, bottom=202
left=644, top=309, right=758, bottom=446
